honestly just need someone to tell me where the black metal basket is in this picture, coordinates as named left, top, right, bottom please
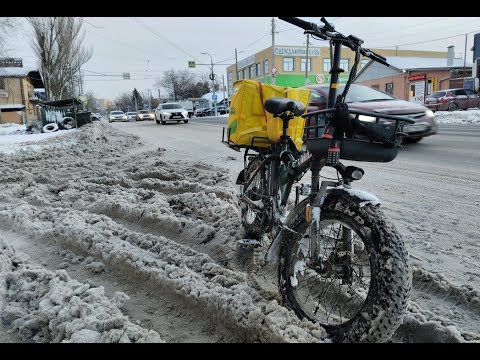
left=303, top=110, right=408, bottom=163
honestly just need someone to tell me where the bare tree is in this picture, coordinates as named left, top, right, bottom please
left=27, top=17, right=92, bottom=101
left=84, top=90, right=100, bottom=113
left=0, top=18, right=18, bottom=55
left=154, top=69, right=211, bottom=101
left=114, top=92, right=134, bottom=112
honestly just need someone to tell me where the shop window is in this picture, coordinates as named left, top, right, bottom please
left=300, top=58, right=312, bottom=72
left=323, top=58, right=331, bottom=72
left=283, top=57, right=294, bottom=72
left=249, top=66, right=253, bottom=79
left=385, top=83, right=394, bottom=95
left=340, top=59, right=349, bottom=71
left=256, top=63, right=261, bottom=77
left=264, top=59, right=269, bottom=75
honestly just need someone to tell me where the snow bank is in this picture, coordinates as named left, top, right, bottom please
left=433, top=109, right=480, bottom=124
left=0, top=236, right=163, bottom=343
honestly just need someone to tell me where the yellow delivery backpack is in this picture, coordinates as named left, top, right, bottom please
left=227, top=80, right=311, bottom=150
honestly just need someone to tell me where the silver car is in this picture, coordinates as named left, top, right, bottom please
left=126, top=112, right=137, bottom=121
left=155, top=103, right=189, bottom=125
left=108, top=111, right=127, bottom=123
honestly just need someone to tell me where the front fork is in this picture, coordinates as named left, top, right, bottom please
left=307, top=157, right=353, bottom=281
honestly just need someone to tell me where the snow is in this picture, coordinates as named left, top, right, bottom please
left=0, top=104, right=25, bottom=110
left=433, top=109, right=480, bottom=124
left=0, top=110, right=479, bottom=343
left=0, top=123, right=76, bottom=155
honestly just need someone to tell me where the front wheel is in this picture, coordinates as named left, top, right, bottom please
left=279, top=196, right=411, bottom=343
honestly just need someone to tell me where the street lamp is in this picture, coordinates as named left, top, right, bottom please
left=201, top=52, right=217, bottom=117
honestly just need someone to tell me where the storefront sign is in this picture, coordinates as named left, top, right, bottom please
left=408, top=74, right=426, bottom=81
left=0, top=58, right=22, bottom=67
left=274, top=46, right=321, bottom=57
left=315, top=74, right=350, bottom=84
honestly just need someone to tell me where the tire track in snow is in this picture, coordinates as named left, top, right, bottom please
left=1, top=122, right=479, bottom=342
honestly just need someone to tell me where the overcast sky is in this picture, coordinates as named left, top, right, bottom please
left=4, top=17, right=480, bottom=100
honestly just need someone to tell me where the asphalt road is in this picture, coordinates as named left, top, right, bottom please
left=189, top=116, right=480, bottom=171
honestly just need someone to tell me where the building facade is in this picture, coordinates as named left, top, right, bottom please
left=0, top=60, right=44, bottom=124
left=354, top=56, right=472, bottom=104
left=226, top=46, right=447, bottom=96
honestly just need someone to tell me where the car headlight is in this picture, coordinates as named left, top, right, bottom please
left=182, top=111, right=188, bottom=116
left=358, top=115, right=377, bottom=122
left=425, top=110, right=434, bottom=117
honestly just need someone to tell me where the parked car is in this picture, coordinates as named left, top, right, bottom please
left=126, top=111, right=137, bottom=121
left=90, top=113, right=101, bottom=121
left=216, top=106, right=229, bottom=115
left=424, top=88, right=480, bottom=112
left=202, top=107, right=215, bottom=116
left=154, top=103, right=189, bottom=124
left=194, top=108, right=206, bottom=117
left=136, top=110, right=155, bottom=121
left=108, top=111, right=128, bottom=123
left=303, top=84, right=438, bottom=143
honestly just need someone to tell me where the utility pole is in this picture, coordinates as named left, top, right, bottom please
left=235, top=48, right=238, bottom=81
left=464, top=33, right=468, bottom=76
left=201, top=52, right=217, bottom=116
left=222, top=74, right=226, bottom=108
left=305, top=34, right=310, bottom=86
left=271, top=17, right=276, bottom=85
left=70, top=63, right=77, bottom=126
left=79, top=67, right=85, bottom=111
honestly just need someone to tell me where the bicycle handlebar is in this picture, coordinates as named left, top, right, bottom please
left=279, top=17, right=389, bottom=67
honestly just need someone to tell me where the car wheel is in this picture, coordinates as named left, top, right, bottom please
left=448, top=102, right=458, bottom=111
left=184, top=120, right=188, bottom=124
left=403, top=137, right=422, bottom=144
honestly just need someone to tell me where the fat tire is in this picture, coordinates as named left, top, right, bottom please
left=240, top=156, right=267, bottom=238
left=279, top=195, right=411, bottom=343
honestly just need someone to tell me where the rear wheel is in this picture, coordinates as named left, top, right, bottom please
left=279, top=196, right=411, bottom=343
left=448, top=102, right=458, bottom=111
left=240, top=157, right=267, bottom=238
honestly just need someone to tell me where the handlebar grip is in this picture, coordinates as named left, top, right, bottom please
left=278, top=17, right=319, bottom=32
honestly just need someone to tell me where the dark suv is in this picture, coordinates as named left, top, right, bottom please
left=424, top=88, right=480, bottom=111
left=303, top=84, right=438, bottom=143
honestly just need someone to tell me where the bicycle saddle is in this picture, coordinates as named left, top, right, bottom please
left=264, top=97, right=306, bottom=117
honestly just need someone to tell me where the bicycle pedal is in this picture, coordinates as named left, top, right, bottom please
left=237, top=238, right=263, bottom=249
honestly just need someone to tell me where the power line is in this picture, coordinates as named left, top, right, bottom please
left=82, top=18, right=104, bottom=29
left=358, top=17, right=449, bottom=38
left=129, top=17, right=197, bottom=60
left=377, top=28, right=480, bottom=49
